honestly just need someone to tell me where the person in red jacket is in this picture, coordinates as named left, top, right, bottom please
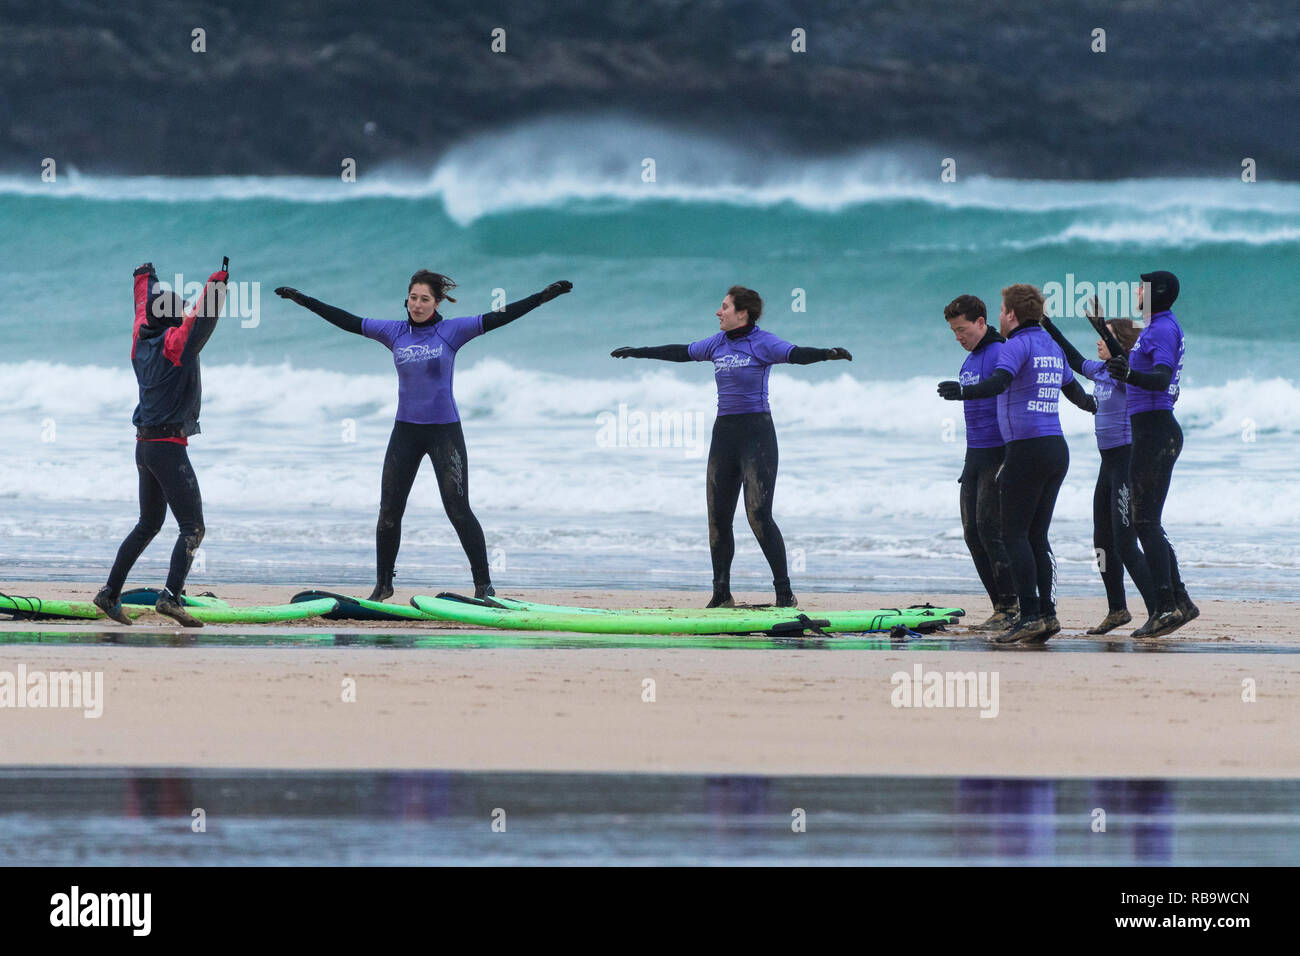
left=94, top=259, right=228, bottom=627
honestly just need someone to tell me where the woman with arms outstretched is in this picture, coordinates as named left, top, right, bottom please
left=277, top=271, right=571, bottom=600
left=612, top=286, right=851, bottom=608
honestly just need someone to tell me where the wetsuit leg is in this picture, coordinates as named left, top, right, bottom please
left=1106, top=444, right=1156, bottom=615
left=105, top=441, right=169, bottom=595
left=706, top=418, right=744, bottom=594
left=426, top=422, right=491, bottom=586
left=1093, top=457, right=1125, bottom=612
left=999, top=436, right=1068, bottom=618
left=1025, top=437, right=1068, bottom=618
left=961, top=449, right=1015, bottom=607
left=142, top=442, right=206, bottom=594
left=737, top=413, right=790, bottom=587
left=376, top=421, right=426, bottom=579
left=1130, top=410, right=1183, bottom=612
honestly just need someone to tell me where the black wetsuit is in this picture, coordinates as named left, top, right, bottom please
left=616, top=327, right=841, bottom=599
left=960, top=447, right=1016, bottom=609
left=295, top=293, right=546, bottom=588
left=1130, top=409, right=1186, bottom=610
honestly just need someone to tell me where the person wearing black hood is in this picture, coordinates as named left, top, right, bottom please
left=1103, top=270, right=1197, bottom=638
left=611, top=286, right=851, bottom=608
left=275, top=272, right=571, bottom=601
left=94, top=259, right=229, bottom=627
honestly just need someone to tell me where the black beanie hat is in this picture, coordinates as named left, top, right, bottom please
left=1140, top=270, right=1179, bottom=313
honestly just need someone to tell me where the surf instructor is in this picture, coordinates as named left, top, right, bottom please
left=611, top=286, right=851, bottom=608
left=94, top=258, right=229, bottom=627
left=275, top=271, right=572, bottom=601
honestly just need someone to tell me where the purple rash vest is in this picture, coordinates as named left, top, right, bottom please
left=362, top=314, right=484, bottom=424
left=995, top=324, right=1074, bottom=441
left=687, top=327, right=796, bottom=416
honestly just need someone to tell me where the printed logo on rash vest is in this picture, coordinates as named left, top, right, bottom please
left=959, top=370, right=981, bottom=386
left=1028, top=355, right=1065, bottom=412
left=713, top=354, right=753, bottom=372
left=393, top=343, right=445, bottom=366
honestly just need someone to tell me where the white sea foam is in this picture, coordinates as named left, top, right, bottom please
left=4, top=117, right=1298, bottom=231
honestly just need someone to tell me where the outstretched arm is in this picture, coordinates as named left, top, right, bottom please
left=611, top=345, right=692, bottom=362
left=938, top=368, right=1012, bottom=400
left=275, top=287, right=365, bottom=335
left=1061, top=378, right=1098, bottom=413
left=788, top=346, right=852, bottom=365
left=482, top=280, right=572, bottom=332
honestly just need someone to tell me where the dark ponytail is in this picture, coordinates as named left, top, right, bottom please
left=409, top=270, right=457, bottom=303
left=727, top=285, right=762, bottom=324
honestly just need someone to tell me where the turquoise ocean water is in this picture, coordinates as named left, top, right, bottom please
left=2, top=120, right=1297, bottom=600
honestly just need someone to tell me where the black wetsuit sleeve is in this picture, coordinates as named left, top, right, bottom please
left=1125, top=363, right=1173, bottom=392
left=482, top=292, right=546, bottom=333
left=959, top=368, right=1012, bottom=398
left=1040, top=319, right=1087, bottom=375
left=1061, top=378, right=1096, bottom=412
left=622, top=345, right=692, bottom=362
left=298, top=296, right=366, bottom=336
left=788, top=347, right=835, bottom=365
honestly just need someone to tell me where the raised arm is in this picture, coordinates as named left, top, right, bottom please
left=482, top=280, right=572, bottom=333
left=1040, top=317, right=1087, bottom=375
left=275, top=286, right=364, bottom=335
left=168, top=261, right=229, bottom=365
left=611, top=345, right=692, bottom=362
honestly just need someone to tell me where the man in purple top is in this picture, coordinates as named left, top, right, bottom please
left=944, top=294, right=1018, bottom=631
left=1104, top=270, right=1197, bottom=637
left=612, top=285, right=851, bottom=608
left=276, top=270, right=572, bottom=601
left=939, top=283, right=1095, bottom=644
left=1042, top=303, right=1156, bottom=634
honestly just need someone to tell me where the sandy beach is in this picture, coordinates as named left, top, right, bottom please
left=2, top=581, right=1297, bottom=777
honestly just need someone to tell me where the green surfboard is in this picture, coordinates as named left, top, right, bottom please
left=486, top=594, right=965, bottom=622
left=1, top=593, right=338, bottom=624
left=1, top=594, right=146, bottom=621
left=290, top=590, right=431, bottom=621
left=413, top=594, right=961, bottom=635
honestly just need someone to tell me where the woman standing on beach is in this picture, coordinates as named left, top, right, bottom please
left=276, top=271, right=572, bottom=600
left=611, top=286, right=852, bottom=608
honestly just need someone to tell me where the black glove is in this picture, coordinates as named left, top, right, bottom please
left=826, top=347, right=852, bottom=361
left=275, top=286, right=306, bottom=304
left=539, top=280, right=573, bottom=302
left=1084, top=394, right=1098, bottom=414
left=938, top=380, right=964, bottom=400
left=611, top=347, right=636, bottom=358
left=1105, top=355, right=1130, bottom=382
